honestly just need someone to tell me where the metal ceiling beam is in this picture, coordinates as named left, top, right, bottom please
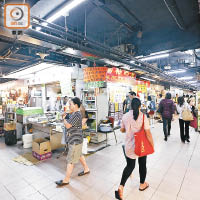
left=23, top=27, right=195, bottom=90
left=92, top=0, right=136, bottom=32
left=0, top=63, right=21, bottom=68
left=115, top=0, right=142, bottom=26
left=163, top=0, right=186, bottom=30
left=0, top=19, right=196, bottom=90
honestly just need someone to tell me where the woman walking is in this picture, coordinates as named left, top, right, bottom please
left=56, top=97, right=90, bottom=186
left=158, top=93, right=175, bottom=141
left=177, top=97, right=191, bottom=143
left=115, top=98, right=154, bottom=200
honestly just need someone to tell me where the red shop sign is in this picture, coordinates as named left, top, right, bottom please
left=106, top=68, right=136, bottom=85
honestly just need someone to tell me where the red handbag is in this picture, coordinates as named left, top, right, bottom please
left=190, top=116, right=197, bottom=129
left=134, top=114, right=154, bottom=157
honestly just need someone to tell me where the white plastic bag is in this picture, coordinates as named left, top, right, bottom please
left=82, top=138, right=88, bottom=154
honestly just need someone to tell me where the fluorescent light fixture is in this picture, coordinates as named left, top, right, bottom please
left=140, top=77, right=156, bottom=82
left=167, top=69, right=186, bottom=74
left=164, top=65, right=171, bottom=70
left=63, top=47, right=77, bottom=55
left=178, top=76, right=193, bottom=80
left=41, top=22, right=48, bottom=26
left=140, top=53, right=169, bottom=61
left=36, top=27, right=41, bottom=31
left=121, top=66, right=130, bottom=70
left=188, top=81, right=197, bottom=84
left=185, top=50, right=194, bottom=55
left=135, top=55, right=144, bottom=59
left=47, top=0, right=86, bottom=23
left=130, top=60, right=135, bottom=64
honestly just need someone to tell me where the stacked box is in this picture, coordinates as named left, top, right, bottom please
left=32, top=138, right=52, bottom=161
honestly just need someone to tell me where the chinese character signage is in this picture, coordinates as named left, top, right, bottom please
left=83, top=67, right=108, bottom=82
left=106, top=68, right=136, bottom=85
left=136, top=79, right=150, bottom=93
left=85, top=81, right=106, bottom=89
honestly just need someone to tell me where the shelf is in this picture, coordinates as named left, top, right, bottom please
left=88, top=129, right=96, bottom=132
left=88, top=118, right=96, bottom=120
left=85, top=100, right=95, bottom=102
left=86, top=109, right=97, bottom=112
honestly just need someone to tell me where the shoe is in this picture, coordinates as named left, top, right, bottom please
left=168, top=133, right=170, bottom=136
left=55, top=180, right=69, bottom=186
left=78, top=171, right=90, bottom=176
left=115, top=188, right=123, bottom=200
left=164, top=137, right=167, bottom=141
left=139, top=183, right=149, bottom=191
left=186, top=139, right=190, bottom=143
left=181, top=140, right=185, bottom=143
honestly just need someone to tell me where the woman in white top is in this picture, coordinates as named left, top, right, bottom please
left=177, top=96, right=191, bottom=143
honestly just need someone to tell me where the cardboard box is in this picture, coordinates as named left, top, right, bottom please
left=32, top=151, right=52, bottom=161
left=4, top=123, right=16, bottom=131
left=32, top=138, right=51, bottom=155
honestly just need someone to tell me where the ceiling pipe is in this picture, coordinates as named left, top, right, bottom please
left=0, top=17, right=196, bottom=90
left=163, top=0, right=186, bottom=30
left=23, top=28, right=196, bottom=90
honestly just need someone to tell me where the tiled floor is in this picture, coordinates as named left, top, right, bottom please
left=0, top=119, right=200, bottom=200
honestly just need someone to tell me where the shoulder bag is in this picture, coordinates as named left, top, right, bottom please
left=134, top=114, right=154, bottom=157
left=182, top=105, right=193, bottom=121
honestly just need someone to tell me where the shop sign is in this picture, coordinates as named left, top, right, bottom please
left=85, top=81, right=106, bottom=89
left=106, top=68, right=136, bottom=85
left=81, top=52, right=100, bottom=60
left=83, top=67, right=108, bottom=82
left=136, top=79, right=150, bottom=88
left=137, top=85, right=147, bottom=93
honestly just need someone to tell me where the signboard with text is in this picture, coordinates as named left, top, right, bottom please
left=106, top=68, right=136, bottom=85
left=83, top=67, right=108, bottom=82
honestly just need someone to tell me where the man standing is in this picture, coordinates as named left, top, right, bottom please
left=123, top=91, right=136, bottom=113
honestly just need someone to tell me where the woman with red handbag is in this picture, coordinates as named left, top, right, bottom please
left=115, top=98, right=154, bottom=200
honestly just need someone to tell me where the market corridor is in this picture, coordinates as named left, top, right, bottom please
left=0, top=119, right=199, bottom=200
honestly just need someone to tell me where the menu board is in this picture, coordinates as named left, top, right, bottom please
left=83, top=67, right=108, bottom=82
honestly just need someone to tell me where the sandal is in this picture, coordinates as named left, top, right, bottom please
left=55, top=180, right=69, bottom=186
left=78, top=171, right=90, bottom=176
left=139, top=183, right=149, bottom=191
left=115, top=187, right=123, bottom=200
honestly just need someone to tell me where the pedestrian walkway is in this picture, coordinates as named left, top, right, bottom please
left=0, top=119, right=199, bottom=200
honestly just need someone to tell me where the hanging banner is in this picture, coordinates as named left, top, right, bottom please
left=106, top=68, right=136, bottom=85
left=83, top=67, right=108, bottom=82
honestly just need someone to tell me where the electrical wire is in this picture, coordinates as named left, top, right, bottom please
left=163, top=0, right=185, bottom=30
